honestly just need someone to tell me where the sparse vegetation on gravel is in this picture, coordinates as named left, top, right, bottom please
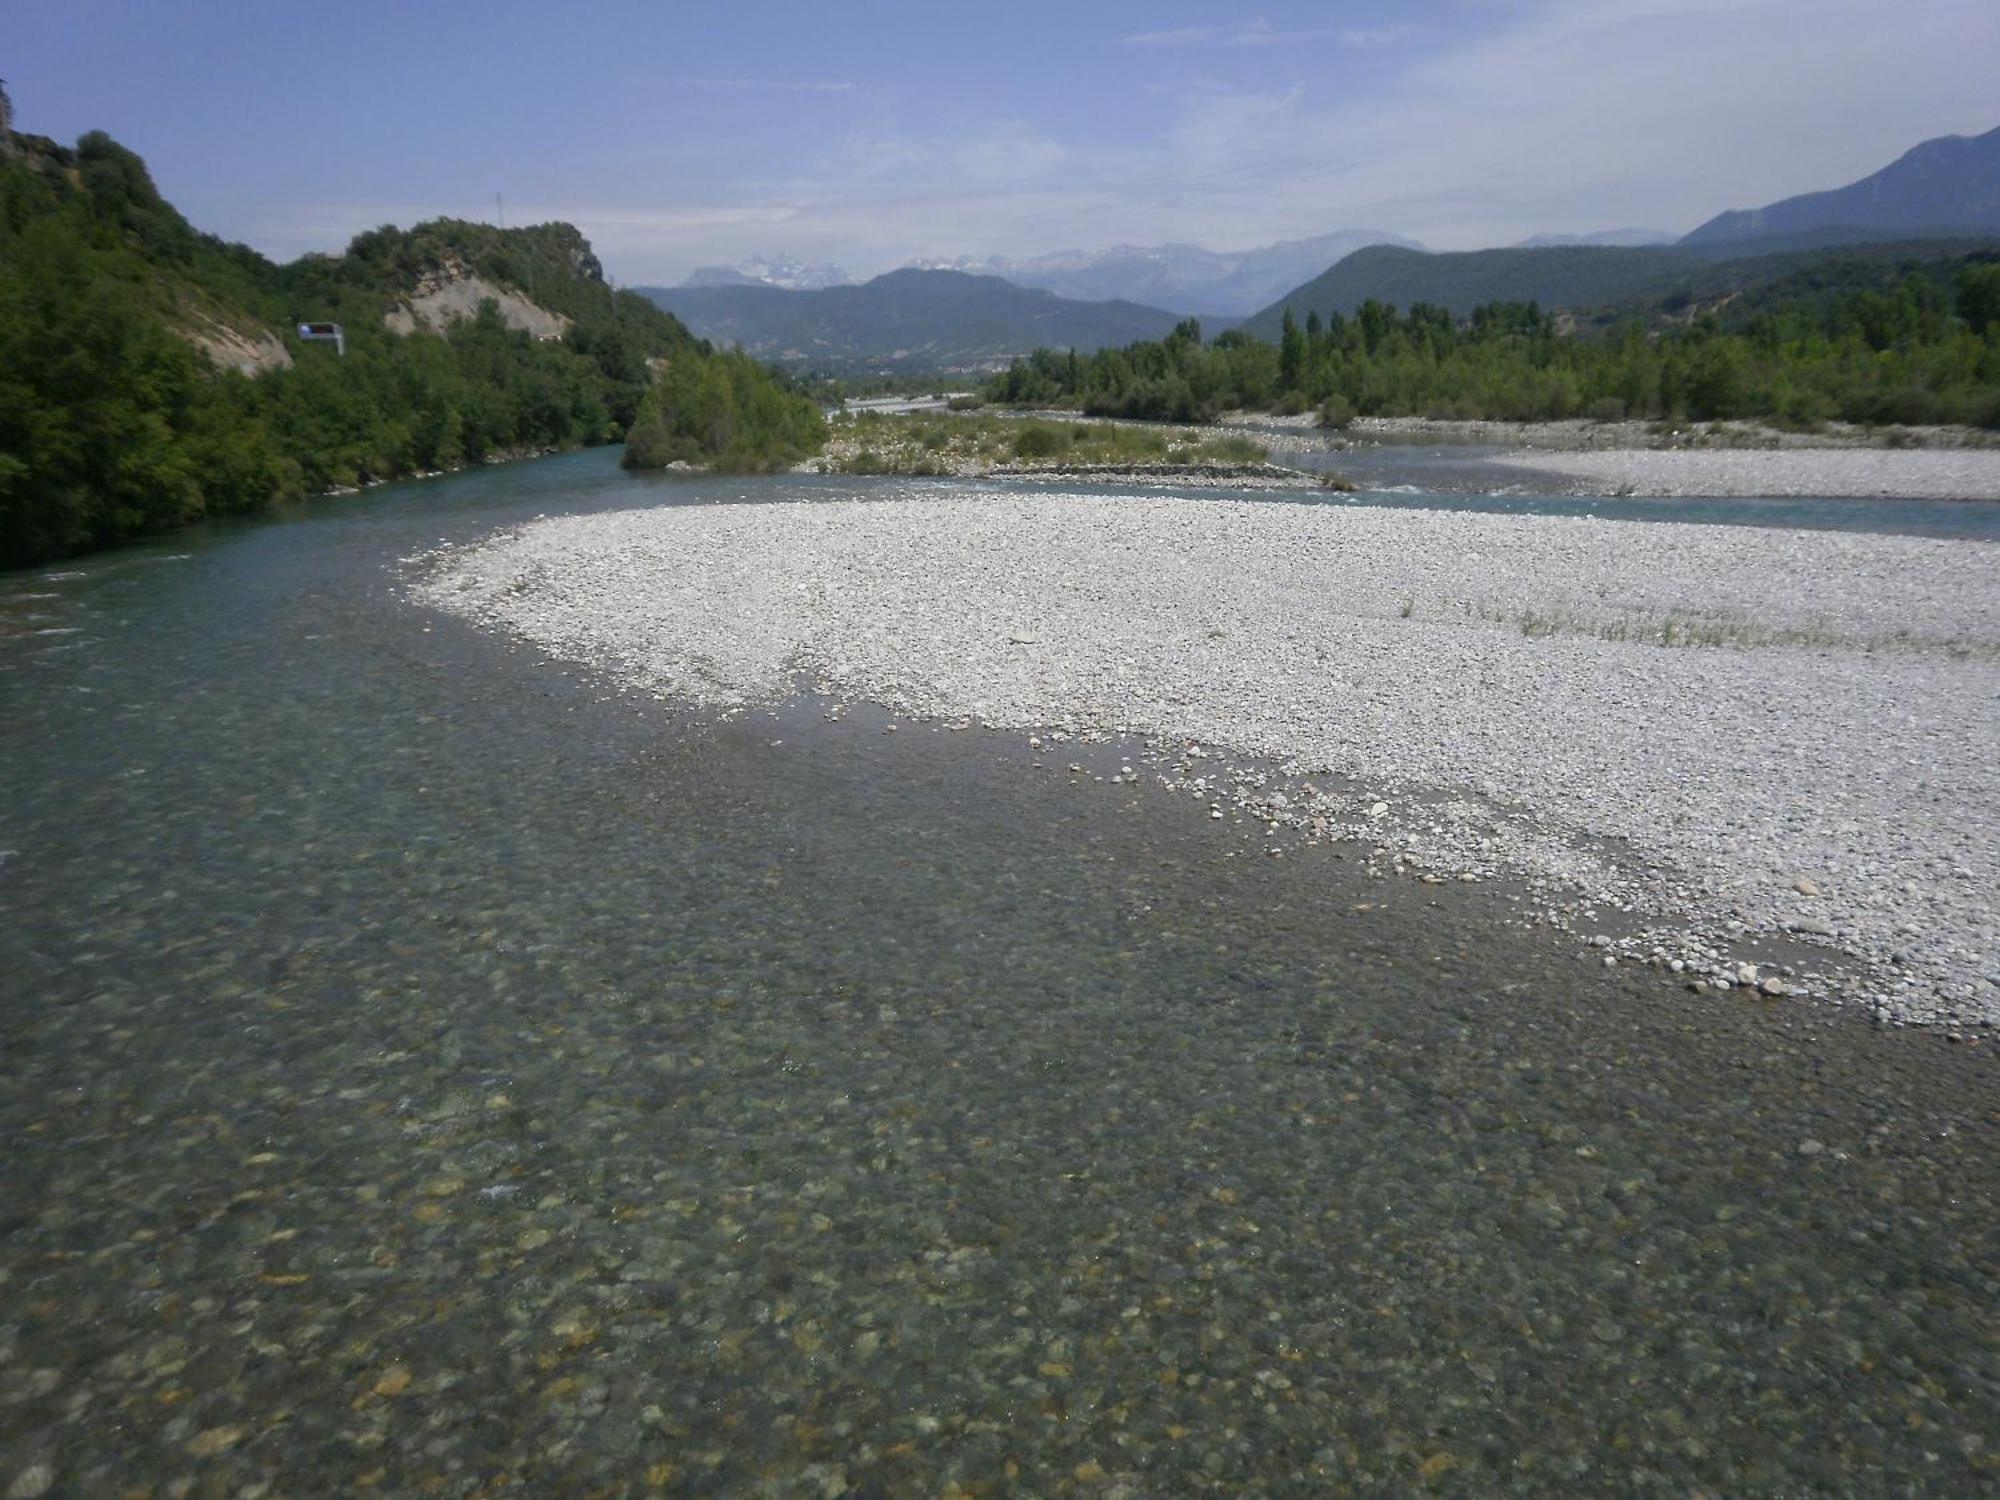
left=809, top=409, right=1293, bottom=481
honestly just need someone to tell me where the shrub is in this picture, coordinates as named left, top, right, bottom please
left=1011, top=420, right=1071, bottom=459
left=1316, top=395, right=1356, bottom=430
left=1200, top=435, right=1265, bottom=464
left=1861, top=387, right=1943, bottom=428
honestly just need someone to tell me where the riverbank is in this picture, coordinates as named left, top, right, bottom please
left=1491, top=447, right=2000, bottom=499
left=415, top=490, right=2000, bottom=1029
left=1222, top=411, right=2000, bottom=497
left=317, top=440, right=566, bottom=497
left=1228, top=412, right=2000, bottom=451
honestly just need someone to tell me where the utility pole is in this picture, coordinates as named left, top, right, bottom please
left=496, top=193, right=505, bottom=229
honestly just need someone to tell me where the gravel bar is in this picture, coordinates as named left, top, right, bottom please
left=415, top=490, right=2000, bottom=1027
left=1493, top=446, right=2000, bottom=499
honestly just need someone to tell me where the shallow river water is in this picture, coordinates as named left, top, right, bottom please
left=2, top=450, right=1994, bottom=1496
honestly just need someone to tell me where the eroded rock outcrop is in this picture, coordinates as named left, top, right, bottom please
left=383, top=256, right=571, bottom=341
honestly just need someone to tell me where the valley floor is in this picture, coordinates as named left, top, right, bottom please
left=417, top=488, right=2000, bottom=1030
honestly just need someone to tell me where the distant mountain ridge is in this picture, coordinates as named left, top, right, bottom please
left=676, top=234, right=1422, bottom=314
left=1682, top=124, right=2000, bottom=246
left=1515, top=229, right=1676, bottom=248
left=639, top=268, right=1187, bottom=370
left=1243, top=244, right=1693, bottom=333
left=681, top=253, right=852, bottom=291
left=917, top=231, right=1425, bottom=315
left=1241, top=236, right=2000, bottom=339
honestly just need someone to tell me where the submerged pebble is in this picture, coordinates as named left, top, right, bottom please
left=2, top=454, right=1993, bottom=1495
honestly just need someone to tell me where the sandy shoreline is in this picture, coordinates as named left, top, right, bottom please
left=414, top=489, right=1999, bottom=1029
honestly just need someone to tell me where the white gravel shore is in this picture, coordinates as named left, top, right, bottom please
left=413, top=491, right=2000, bottom=1027
left=1492, top=447, right=2000, bottom=499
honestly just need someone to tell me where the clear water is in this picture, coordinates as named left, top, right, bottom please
left=2, top=450, right=1994, bottom=1496
left=1326, top=478, right=2000, bottom=539
left=1277, top=442, right=2000, bottom=539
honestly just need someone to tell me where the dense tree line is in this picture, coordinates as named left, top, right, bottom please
left=990, top=265, right=2000, bottom=430
left=0, top=131, right=820, bottom=568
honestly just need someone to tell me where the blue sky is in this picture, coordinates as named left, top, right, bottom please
left=7, top=1, right=1997, bottom=282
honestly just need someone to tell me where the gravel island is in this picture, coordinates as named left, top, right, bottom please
left=415, top=490, right=1999, bottom=1027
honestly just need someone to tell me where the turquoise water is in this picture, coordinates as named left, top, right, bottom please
left=1, top=450, right=1994, bottom=1495
left=1328, top=481, right=2000, bottom=536
left=1275, top=442, right=2000, bottom=538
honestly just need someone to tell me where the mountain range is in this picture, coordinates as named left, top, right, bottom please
left=680, top=231, right=1424, bottom=316
left=657, top=123, right=1999, bottom=365
left=908, top=231, right=1426, bottom=315
left=1239, top=125, right=2000, bottom=336
left=1682, top=123, right=2000, bottom=246
left=681, top=253, right=853, bottom=291
left=640, top=268, right=1187, bottom=371
left=1240, top=237, right=1998, bottom=339
left=1514, top=229, right=1677, bottom=248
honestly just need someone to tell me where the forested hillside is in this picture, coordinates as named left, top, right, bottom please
left=1682, top=123, right=2000, bottom=246
left=1243, top=236, right=2000, bottom=336
left=0, top=128, right=820, bottom=568
left=993, top=258, right=2000, bottom=428
left=639, top=269, right=1186, bottom=371
left=1245, top=244, right=1692, bottom=332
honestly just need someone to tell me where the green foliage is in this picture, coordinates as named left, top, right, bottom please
left=622, top=348, right=824, bottom=472
left=814, top=411, right=1267, bottom=474
left=989, top=269, right=2000, bottom=432
left=1011, top=420, right=1071, bottom=459
left=1317, top=395, right=1356, bottom=430
left=1200, top=434, right=1267, bottom=464
left=1959, top=264, right=2000, bottom=336
left=1244, top=238, right=2000, bottom=337
left=0, top=164, right=285, bottom=564
left=0, top=130, right=820, bottom=567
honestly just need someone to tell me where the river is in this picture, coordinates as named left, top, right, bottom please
left=1, top=450, right=1993, bottom=1495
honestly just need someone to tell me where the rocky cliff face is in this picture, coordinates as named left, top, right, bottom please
left=382, top=256, right=573, bottom=341
left=179, top=307, right=293, bottom=375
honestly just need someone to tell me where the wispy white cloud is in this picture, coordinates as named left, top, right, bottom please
left=1095, top=0, right=2000, bottom=255
left=1123, top=18, right=1413, bottom=48
left=690, top=77, right=857, bottom=94
left=826, top=125, right=938, bottom=182
left=1332, top=25, right=1416, bottom=48
left=564, top=205, right=806, bottom=232
left=952, top=129, right=1070, bottom=186
left=1122, top=23, right=1236, bottom=46
left=310, top=0, right=1995, bottom=283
